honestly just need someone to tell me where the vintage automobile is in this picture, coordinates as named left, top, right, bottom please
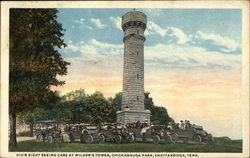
left=141, top=125, right=172, bottom=144
left=99, top=125, right=134, bottom=144
left=64, top=124, right=105, bottom=144
left=63, top=124, right=85, bottom=143
left=34, top=120, right=63, bottom=143
left=82, top=126, right=106, bottom=144
left=167, top=123, right=214, bottom=144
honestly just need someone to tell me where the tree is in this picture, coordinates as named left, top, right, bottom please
left=9, top=9, right=69, bottom=147
left=86, top=91, right=112, bottom=125
left=52, top=89, right=113, bottom=125
left=144, top=92, right=174, bottom=125
left=109, top=92, right=122, bottom=122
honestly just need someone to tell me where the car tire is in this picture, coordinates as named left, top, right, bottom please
left=47, top=136, right=53, bottom=144
left=164, top=134, right=172, bottom=144
left=171, top=133, right=178, bottom=143
left=128, top=134, right=135, bottom=143
left=153, top=135, right=160, bottom=144
left=36, top=134, right=43, bottom=142
left=85, top=135, right=93, bottom=144
left=99, top=134, right=105, bottom=143
left=115, top=135, right=122, bottom=144
left=193, top=135, right=202, bottom=144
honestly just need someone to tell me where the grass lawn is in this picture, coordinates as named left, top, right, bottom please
left=10, top=138, right=242, bottom=152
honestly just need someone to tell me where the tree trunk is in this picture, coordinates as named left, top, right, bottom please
left=9, top=111, right=17, bottom=147
left=29, top=120, right=34, bottom=137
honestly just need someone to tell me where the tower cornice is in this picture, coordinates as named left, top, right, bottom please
left=122, top=21, right=147, bottom=32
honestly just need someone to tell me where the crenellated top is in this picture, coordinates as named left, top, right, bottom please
left=122, top=21, right=146, bottom=32
left=122, top=11, right=147, bottom=31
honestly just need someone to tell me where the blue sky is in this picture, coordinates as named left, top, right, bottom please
left=57, top=9, right=242, bottom=70
left=57, top=8, right=241, bottom=46
left=55, top=9, right=242, bottom=139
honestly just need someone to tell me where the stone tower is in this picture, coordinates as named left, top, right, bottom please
left=116, top=11, right=150, bottom=124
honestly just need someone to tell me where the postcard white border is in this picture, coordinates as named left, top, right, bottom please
left=1, top=1, right=249, bottom=158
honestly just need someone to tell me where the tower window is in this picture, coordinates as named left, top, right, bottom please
left=137, top=96, right=139, bottom=101
left=137, top=30, right=139, bottom=34
left=137, top=74, right=139, bottom=79
left=137, top=51, right=139, bottom=56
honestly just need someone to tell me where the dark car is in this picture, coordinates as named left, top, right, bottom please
left=34, top=120, right=63, bottom=143
left=167, top=124, right=214, bottom=144
left=99, top=125, right=134, bottom=144
left=141, top=125, right=172, bottom=144
left=64, top=124, right=105, bottom=144
left=63, top=124, right=85, bottom=143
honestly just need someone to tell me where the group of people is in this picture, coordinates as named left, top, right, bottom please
left=125, top=120, right=150, bottom=128
left=168, top=120, right=193, bottom=130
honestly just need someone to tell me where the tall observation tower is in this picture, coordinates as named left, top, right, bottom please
left=116, top=11, right=150, bottom=124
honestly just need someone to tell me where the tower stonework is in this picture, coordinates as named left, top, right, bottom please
left=116, top=11, right=150, bottom=124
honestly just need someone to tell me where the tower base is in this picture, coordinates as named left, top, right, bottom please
left=116, top=109, right=150, bottom=125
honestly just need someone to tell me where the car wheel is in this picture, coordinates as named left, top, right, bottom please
left=36, top=134, right=43, bottom=142
left=99, top=135, right=105, bottom=143
left=193, top=135, right=202, bottom=144
left=164, top=134, right=172, bottom=144
left=171, top=133, right=178, bottom=143
left=153, top=135, right=160, bottom=144
left=128, top=134, right=135, bottom=143
left=85, top=135, right=93, bottom=144
left=115, top=135, right=122, bottom=144
left=47, top=136, right=53, bottom=144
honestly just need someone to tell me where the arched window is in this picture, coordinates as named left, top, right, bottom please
left=137, top=74, right=139, bottom=79
left=137, top=30, right=139, bottom=34
left=136, top=96, right=139, bottom=101
left=137, top=51, right=139, bottom=56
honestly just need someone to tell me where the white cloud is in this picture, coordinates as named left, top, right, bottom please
left=90, top=39, right=123, bottom=49
left=144, top=43, right=241, bottom=70
left=191, top=31, right=241, bottom=54
left=109, top=17, right=122, bottom=30
left=145, top=20, right=241, bottom=54
left=90, top=18, right=106, bottom=29
left=64, top=39, right=123, bottom=62
left=166, top=27, right=189, bottom=44
left=141, top=9, right=165, bottom=18
left=147, top=21, right=167, bottom=37
left=73, top=18, right=92, bottom=30
left=146, top=22, right=189, bottom=44
left=74, top=18, right=85, bottom=24
left=63, top=37, right=241, bottom=72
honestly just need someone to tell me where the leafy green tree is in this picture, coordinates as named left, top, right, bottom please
left=52, top=90, right=112, bottom=125
left=145, top=92, right=174, bottom=125
left=109, top=92, right=122, bottom=122
left=9, top=9, right=69, bottom=147
left=86, top=91, right=112, bottom=125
